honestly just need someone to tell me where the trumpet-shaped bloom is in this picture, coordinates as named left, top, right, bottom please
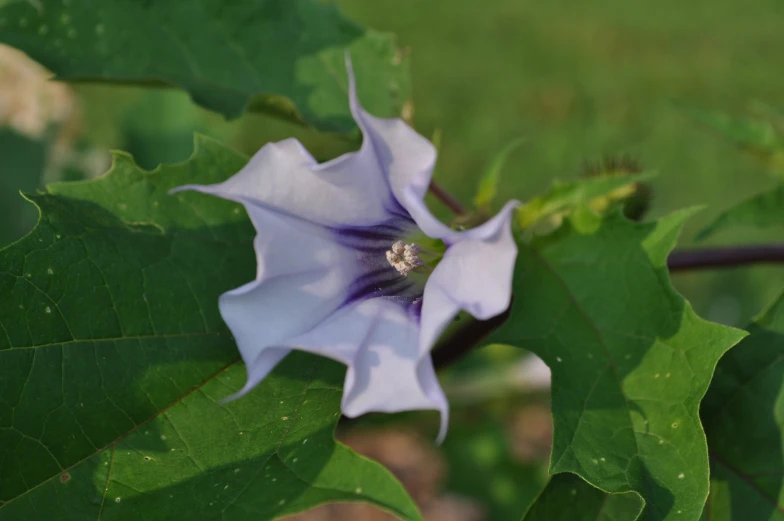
left=172, top=59, right=518, bottom=442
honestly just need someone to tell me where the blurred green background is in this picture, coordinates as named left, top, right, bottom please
left=2, top=0, right=783, bottom=518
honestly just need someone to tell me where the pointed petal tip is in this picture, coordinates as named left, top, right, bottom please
left=218, top=359, right=277, bottom=405
left=434, top=409, right=449, bottom=446
left=344, top=51, right=361, bottom=119
left=168, top=183, right=217, bottom=197
left=495, top=199, right=522, bottom=224
left=344, top=49, right=354, bottom=75
left=218, top=386, right=249, bottom=406
left=462, top=198, right=521, bottom=243
left=504, top=199, right=523, bottom=211
left=168, top=185, right=194, bottom=196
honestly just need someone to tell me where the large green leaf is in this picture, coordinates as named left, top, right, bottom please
left=0, top=136, right=421, bottom=520
left=696, top=185, right=784, bottom=241
left=0, top=128, right=47, bottom=248
left=700, top=292, right=784, bottom=520
left=0, top=0, right=410, bottom=131
left=489, top=209, right=747, bottom=520
left=523, top=473, right=644, bottom=521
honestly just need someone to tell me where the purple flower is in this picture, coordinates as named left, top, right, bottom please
left=172, top=58, right=518, bottom=441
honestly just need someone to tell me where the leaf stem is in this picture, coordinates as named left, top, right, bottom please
left=668, top=245, right=784, bottom=272
left=428, top=181, right=466, bottom=215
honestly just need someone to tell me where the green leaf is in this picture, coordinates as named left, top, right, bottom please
left=0, top=128, right=48, bottom=248
left=0, top=0, right=410, bottom=131
left=0, top=135, right=421, bottom=520
left=700, top=292, right=784, bottom=520
left=695, top=184, right=784, bottom=241
left=474, top=137, right=525, bottom=211
left=515, top=173, right=654, bottom=230
left=489, top=209, right=747, bottom=520
left=679, top=105, right=784, bottom=178
left=523, top=473, right=644, bottom=521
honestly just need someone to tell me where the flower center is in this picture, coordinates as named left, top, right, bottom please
left=334, top=218, right=445, bottom=313
left=385, top=241, right=430, bottom=276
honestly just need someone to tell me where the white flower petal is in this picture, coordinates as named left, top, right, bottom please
left=281, top=298, right=449, bottom=442
left=171, top=136, right=395, bottom=227
left=171, top=56, right=521, bottom=445
left=344, top=58, right=450, bottom=238
left=344, top=56, right=520, bottom=245
left=433, top=201, right=518, bottom=319
left=419, top=201, right=518, bottom=353
left=215, top=202, right=449, bottom=438
left=417, top=286, right=461, bottom=380
left=217, top=204, right=358, bottom=399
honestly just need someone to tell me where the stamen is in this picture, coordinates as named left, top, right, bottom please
left=386, top=241, right=426, bottom=276
left=386, top=250, right=402, bottom=264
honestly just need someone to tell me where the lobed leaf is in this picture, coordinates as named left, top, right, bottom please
left=700, top=292, right=784, bottom=520
left=490, top=209, right=747, bottom=520
left=0, top=135, right=421, bottom=520
left=0, top=0, right=410, bottom=131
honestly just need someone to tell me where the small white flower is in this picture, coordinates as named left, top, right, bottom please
left=171, top=56, right=519, bottom=442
